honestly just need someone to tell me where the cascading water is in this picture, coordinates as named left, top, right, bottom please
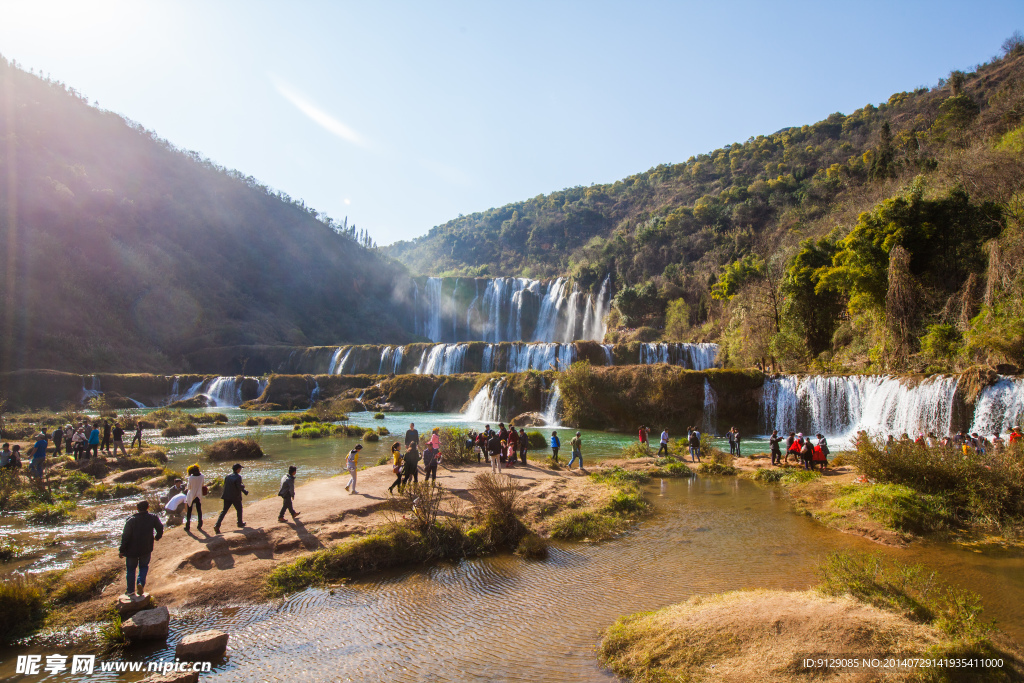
left=378, top=346, right=405, bottom=374
left=505, top=343, right=576, bottom=372
left=464, top=377, right=509, bottom=422
left=542, top=382, right=562, bottom=425
left=80, top=375, right=102, bottom=403
left=702, top=379, right=718, bottom=434
left=203, top=377, right=243, bottom=407
left=413, top=276, right=611, bottom=343
left=415, top=344, right=469, bottom=375
left=328, top=347, right=352, bottom=375
left=168, top=378, right=205, bottom=404
left=637, top=343, right=719, bottom=370
left=970, top=376, right=1024, bottom=435
left=760, top=375, right=962, bottom=439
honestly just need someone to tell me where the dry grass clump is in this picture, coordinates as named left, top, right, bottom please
left=202, top=437, right=264, bottom=461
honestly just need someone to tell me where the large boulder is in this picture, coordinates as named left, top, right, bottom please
left=116, top=593, right=154, bottom=619
left=510, top=412, right=547, bottom=428
left=175, top=629, right=229, bottom=659
left=122, top=606, right=170, bottom=641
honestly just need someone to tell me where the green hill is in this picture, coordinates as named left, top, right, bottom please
left=0, top=56, right=413, bottom=373
left=387, top=38, right=1024, bottom=373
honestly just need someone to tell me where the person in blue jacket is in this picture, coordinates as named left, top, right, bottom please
left=550, top=430, right=561, bottom=463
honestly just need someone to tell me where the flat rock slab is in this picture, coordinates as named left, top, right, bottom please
left=104, top=467, right=164, bottom=484
left=143, top=672, right=199, bottom=683
left=117, top=593, right=154, bottom=618
left=176, top=629, right=229, bottom=659
left=122, top=606, right=170, bottom=641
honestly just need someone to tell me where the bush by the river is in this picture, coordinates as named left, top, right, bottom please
left=203, top=438, right=264, bottom=461
left=161, top=420, right=198, bottom=437
left=853, top=436, right=1024, bottom=526
left=0, top=577, right=47, bottom=645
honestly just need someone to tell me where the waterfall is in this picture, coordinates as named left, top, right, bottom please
left=482, top=345, right=495, bottom=373
left=80, top=375, right=102, bottom=403
left=760, top=375, right=961, bottom=439
left=637, top=343, right=719, bottom=370
left=169, top=378, right=205, bottom=404
left=602, top=344, right=614, bottom=364
left=702, top=379, right=718, bottom=434
left=542, top=382, right=562, bottom=425
left=464, top=377, right=509, bottom=422
left=203, top=377, right=243, bottom=407
left=310, top=379, right=321, bottom=404
left=970, top=376, right=1024, bottom=436
left=378, top=346, right=405, bottom=374
left=503, top=342, right=576, bottom=372
left=415, top=344, right=469, bottom=375
left=414, top=276, right=610, bottom=343
left=329, top=347, right=353, bottom=375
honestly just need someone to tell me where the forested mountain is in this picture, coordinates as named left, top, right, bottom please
left=388, top=37, right=1024, bottom=373
left=0, top=56, right=414, bottom=373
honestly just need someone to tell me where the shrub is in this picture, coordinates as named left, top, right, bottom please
left=697, top=462, right=738, bottom=476
left=829, top=452, right=851, bottom=467
left=590, top=467, right=651, bottom=487
left=620, top=442, right=652, bottom=459
left=550, top=509, right=623, bottom=541
left=0, top=469, right=24, bottom=510
left=0, top=538, right=23, bottom=562
left=0, top=577, right=47, bottom=644
left=85, top=483, right=112, bottom=499
left=853, top=437, right=1024, bottom=525
left=362, top=431, right=380, bottom=442
left=291, top=423, right=335, bottom=439
left=651, top=462, right=694, bottom=477
left=376, top=426, right=390, bottom=436
left=161, top=421, right=198, bottom=437
left=26, top=500, right=76, bottom=524
left=111, top=483, right=142, bottom=498
left=373, top=412, right=386, bottom=420
left=244, top=417, right=260, bottom=426
left=207, top=476, right=223, bottom=492
left=203, top=438, right=264, bottom=461
left=438, top=427, right=475, bottom=466
left=62, top=470, right=94, bottom=493
left=832, top=484, right=954, bottom=535
left=98, top=612, right=127, bottom=648
left=515, top=533, right=549, bottom=560
left=526, top=431, right=548, bottom=450
left=781, top=469, right=821, bottom=484
left=753, top=468, right=785, bottom=483
left=473, top=473, right=527, bottom=548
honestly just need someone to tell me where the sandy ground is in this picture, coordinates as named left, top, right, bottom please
left=59, top=459, right=607, bottom=620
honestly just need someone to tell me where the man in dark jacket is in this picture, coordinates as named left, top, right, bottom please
left=214, top=463, right=248, bottom=533
left=118, top=500, right=164, bottom=596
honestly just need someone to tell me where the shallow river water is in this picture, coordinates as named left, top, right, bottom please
left=2, top=474, right=1022, bottom=682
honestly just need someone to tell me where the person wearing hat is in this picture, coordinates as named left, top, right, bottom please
left=29, top=431, right=48, bottom=480
left=214, top=463, right=249, bottom=533
left=345, top=444, right=362, bottom=494
left=568, top=431, right=583, bottom=471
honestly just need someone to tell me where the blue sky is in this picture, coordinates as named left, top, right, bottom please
left=1, top=0, right=1021, bottom=244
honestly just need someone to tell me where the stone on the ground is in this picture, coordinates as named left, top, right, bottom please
left=510, top=412, right=547, bottom=427
left=122, top=606, right=170, bottom=640
left=105, top=467, right=164, bottom=484
left=175, top=629, right=229, bottom=658
left=143, top=672, right=199, bottom=683
left=117, top=593, right=154, bottom=618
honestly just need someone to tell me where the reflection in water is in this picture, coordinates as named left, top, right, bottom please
left=4, top=477, right=1020, bottom=682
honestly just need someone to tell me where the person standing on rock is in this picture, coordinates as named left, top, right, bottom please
left=278, top=465, right=300, bottom=522
left=101, top=419, right=112, bottom=455
left=112, top=422, right=128, bottom=457
left=344, top=444, right=362, bottom=494
left=88, top=422, right=100, bottom=459
left=118, top=500, right=163, bottom=596
left=131, top=422, right=144, bottom=449
left=405, top=423, right=419, bottom=449
left=214, top=463, right=248, bottom=533
left=184, top=464, right=205, bottom=532
left=568, top=431, right=583, bottom=471
left=550, top=430, right=560, bottom=463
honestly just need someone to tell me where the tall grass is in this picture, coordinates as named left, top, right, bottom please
left=853, top=438, right=1024, bottom=526
left=0, top=577, right=47, bottom=644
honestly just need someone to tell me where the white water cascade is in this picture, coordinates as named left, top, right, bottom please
left=504, top=343, right=576, bottom=372
left=464, top=377, right=510, bottom=422
left=412, top=276, right=612, bottom=343
left=80, top=375, right=102, bottom=403
left=970, top=376, right=1024, bottom=435
left=203, top=377, right=245, bottom=407
left=760, top=375, right=966, bottom=440
left=415, top=344, right=469, bottom=375
left=328, top=347, right=353, bottom=375
left=638, top=343, right=719, bottom=370
left=378, top=346, right=405, bottom=374
left=542, top=382, right=562, bottom=425
left=702, top=379, right=718, bottom=434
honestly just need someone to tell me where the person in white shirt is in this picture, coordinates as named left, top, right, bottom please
left=658, top=429, right=670, bottom=456
left=184, top=464, right=206, bottom=532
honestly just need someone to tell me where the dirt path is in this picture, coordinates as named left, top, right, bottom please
left=61, top=460, right=605, bottom=620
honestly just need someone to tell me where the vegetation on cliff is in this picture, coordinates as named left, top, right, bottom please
left=0, top=56, right=412, bottom=374
left=389, top=37, right=1024, bottom=375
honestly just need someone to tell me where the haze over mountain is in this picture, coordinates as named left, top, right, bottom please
left=0, top=56, right=413, bottom=373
